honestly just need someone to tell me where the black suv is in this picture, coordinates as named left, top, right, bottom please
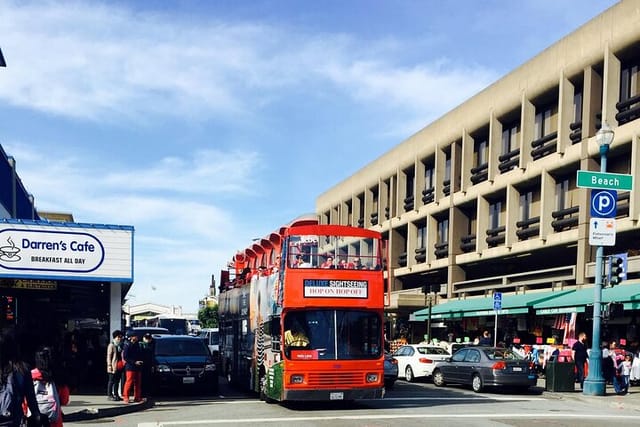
left=151, top=335, right=218, bottom=395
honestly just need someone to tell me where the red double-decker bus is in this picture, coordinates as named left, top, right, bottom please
left=218, top=215, right=388, bottom=402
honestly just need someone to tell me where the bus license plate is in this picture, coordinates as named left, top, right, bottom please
left=330, top=392, right=344, bottom=400
left=183, top=377, right=195, bottom=384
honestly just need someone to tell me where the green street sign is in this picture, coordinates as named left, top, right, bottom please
left=577, top=170, right=633, bottom=191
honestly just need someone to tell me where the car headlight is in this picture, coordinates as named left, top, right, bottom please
left=155, top=364, right=171, bottom=373
left=204, top=363, right=216, bottom=371
left=366, top=373, right=379, bottom=383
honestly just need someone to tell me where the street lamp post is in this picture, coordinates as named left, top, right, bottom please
left=582, top=122, right=614, bottom=396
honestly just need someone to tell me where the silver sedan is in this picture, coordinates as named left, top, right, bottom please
left=432, top=346, right=537, bottom=393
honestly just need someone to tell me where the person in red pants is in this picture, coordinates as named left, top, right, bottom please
left=122, top=334, right=145, bottom=403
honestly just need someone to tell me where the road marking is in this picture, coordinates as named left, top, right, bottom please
left=382, top=396, right=546, bottom=401
left=138, top=412, right=640, bottom=426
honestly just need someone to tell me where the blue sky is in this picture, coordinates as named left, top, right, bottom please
left=0, top=0, right=616, bottom=313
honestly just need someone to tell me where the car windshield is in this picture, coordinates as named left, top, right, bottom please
left=155, top=339, right=208, bottom=356
left=483, top=348, right=523, bottom=360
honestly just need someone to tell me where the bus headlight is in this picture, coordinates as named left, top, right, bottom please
left=290, top=374, right=305, bottom=384
left=366, top=373, right=379, bottom=383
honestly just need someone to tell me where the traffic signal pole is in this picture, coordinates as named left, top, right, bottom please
left=583, top=139, right=610, bottom=397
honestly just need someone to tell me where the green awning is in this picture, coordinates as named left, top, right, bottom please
left=411, top=290, right=574, bottom=320
left=533, top=283, right=640, bottom=312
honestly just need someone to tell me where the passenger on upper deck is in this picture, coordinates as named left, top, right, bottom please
left=352, top=257, right=364, bottom=269
left=294, top=254, right=312, bottom=268
left=320, top=256, right=334, bottom=269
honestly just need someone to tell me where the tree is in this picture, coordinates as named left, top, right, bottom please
left=198, top=304, right=218, bottom=328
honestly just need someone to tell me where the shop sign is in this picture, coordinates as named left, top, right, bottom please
left=0, top=223, right=133, bottom=282
left=536, top=307, right=584, bottom=315
left=0, top=279, right=57, bottom=290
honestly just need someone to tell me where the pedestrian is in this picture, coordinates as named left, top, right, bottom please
left=106, top=330, right=124, bottom=401
left=571, top=332, right=588, bottom=389
left=0, top=330, right=42, bottom=427
left=619, top=353, right=633, bottom=395
left=122, top=334, right=144, bottom=403
left=478, top=330, right=492, bottom=346
left=139, top=334, right=154, bottom=398
left=602, top=341, right=614, bottom=384
left=29, top=347, right=63, bottom=427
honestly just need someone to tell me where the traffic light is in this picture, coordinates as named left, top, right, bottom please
left=608, top=255, right=626, bottom=286
left=607, top=302, right=625, bottom=320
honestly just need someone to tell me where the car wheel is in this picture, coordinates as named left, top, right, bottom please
left=472, top=374, right=484, bottom=393
left=405, top=366, right=415, bottom=382
left=432, top=369, right=445, bottom=387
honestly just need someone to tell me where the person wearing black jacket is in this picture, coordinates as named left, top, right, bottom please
left=122, top=335, right=144, bottom=403
left=0, top=331, right=41, bottom=427
left=139, top=334, right=154, bottom=397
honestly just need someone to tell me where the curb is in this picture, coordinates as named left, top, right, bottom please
left=64, top=398, right=155, bottom=422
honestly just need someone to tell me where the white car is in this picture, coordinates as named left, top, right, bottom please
left=392, top=344, right=451, bottom=382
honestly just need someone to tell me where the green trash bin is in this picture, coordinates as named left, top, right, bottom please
left=545, top=359, right=575, bottom=392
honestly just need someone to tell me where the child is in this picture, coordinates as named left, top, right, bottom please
left=619, top=353, right=633, bottom=395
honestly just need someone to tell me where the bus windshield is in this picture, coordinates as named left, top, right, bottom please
left=284, top=309, right=382, bottom=361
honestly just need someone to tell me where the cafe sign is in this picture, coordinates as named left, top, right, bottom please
left=0, top=222, right=133, bottom=282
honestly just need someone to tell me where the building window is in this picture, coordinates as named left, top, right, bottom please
left=445, top=155, right=451, bottom=182
left=437, top=218, right=449, bottom=244
left=489, top=201, right=502, bottom=229
left=425, top=166, right=434, bottom=190
left=573, top=91, right=583, bottom=123
left=534, top=105, right=554, bottom=139
left=502, top=123, right=518, bottom=154
left=474, top=138, right=487, bottom=167
left=520, top=191, right=532, bottom=221
left=417, top=224, right=426, bottom=249
left=406, top=173, right=414, bottom=200
left=620, top=63, right=639, bottom=103
left=556, top=179, right=570, bottom=210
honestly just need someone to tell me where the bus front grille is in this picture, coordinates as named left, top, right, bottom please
left=306, top=371, right=365, bottom=387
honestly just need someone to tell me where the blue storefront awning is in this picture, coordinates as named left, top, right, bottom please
left=411, top=290, right=574, bottom=320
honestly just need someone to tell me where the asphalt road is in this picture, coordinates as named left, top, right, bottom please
left=67, top=379, right=640, bottom=427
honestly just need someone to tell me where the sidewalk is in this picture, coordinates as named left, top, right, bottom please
left=63, top=395, right=154, bottom=422
left=536, top=378, right=640, bottom=411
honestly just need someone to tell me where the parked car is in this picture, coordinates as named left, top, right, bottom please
left=198, top=328, right=221, bottom=372
left=392, top=344, right=450, bottom=382
left=431, top=346, right=537, bottom=393
left=126, top=326, right=169, bottom=340
left=151, top=334, right=218, bottom=395
left=384, top=351, right=398, bottom=388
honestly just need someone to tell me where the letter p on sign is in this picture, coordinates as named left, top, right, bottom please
left=590, top=189, right=617, bottom=218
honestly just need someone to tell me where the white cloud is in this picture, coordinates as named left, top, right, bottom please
left=0, top=0, right=496, bottom=131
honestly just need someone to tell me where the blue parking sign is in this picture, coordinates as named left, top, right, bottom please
left=590, top=189, right=617, bottom=218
